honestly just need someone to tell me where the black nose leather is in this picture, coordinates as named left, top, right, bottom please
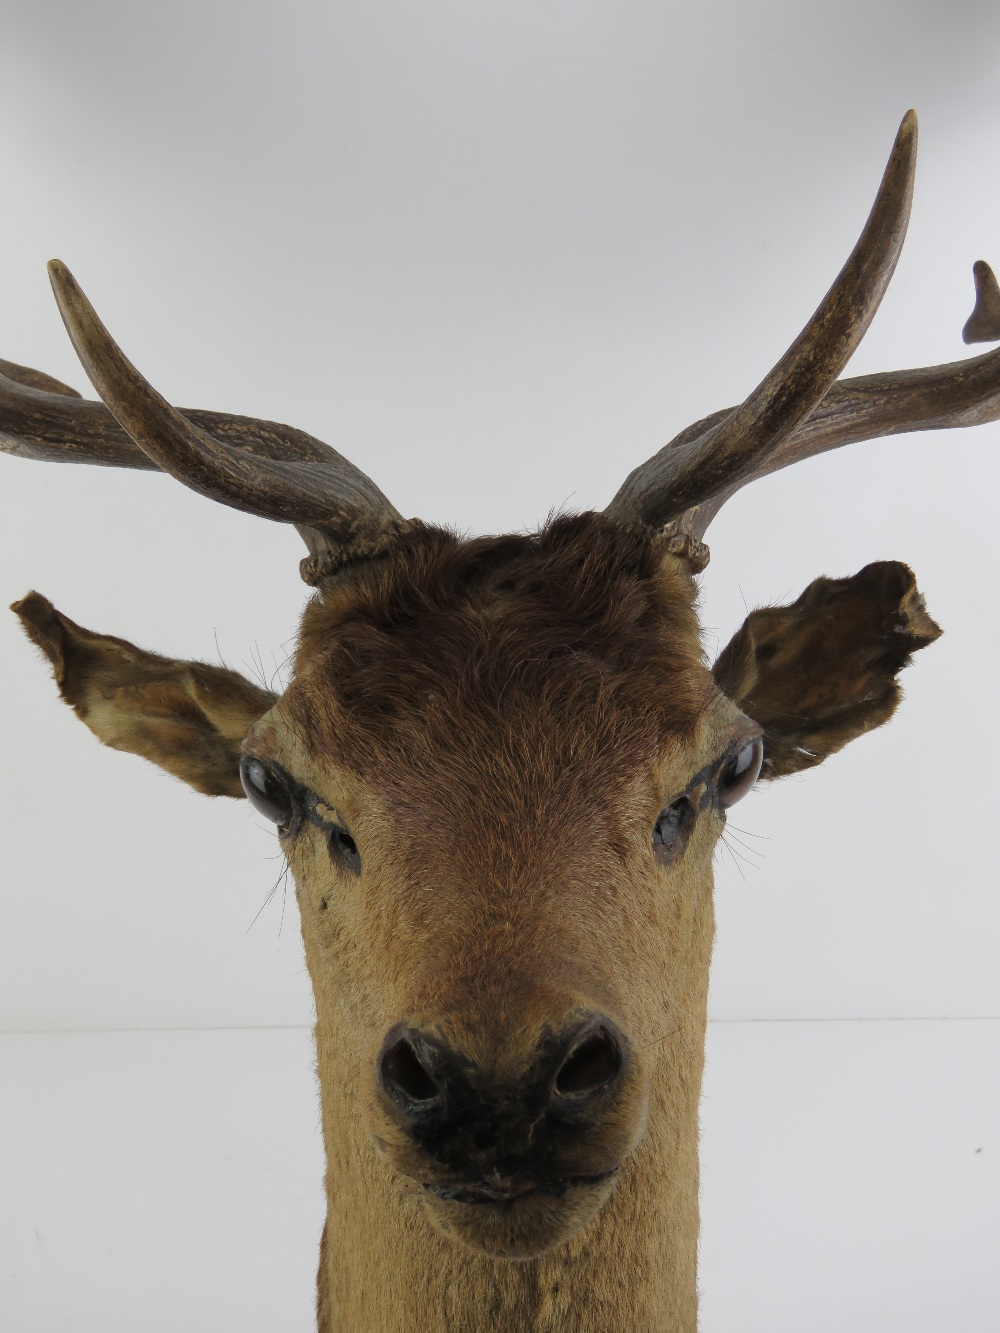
left=381, top=1007, right=626, bottom=1135
left=552, top=1021, right=622, bottom=1097
left=380, top=1031, right=442, bottom=1104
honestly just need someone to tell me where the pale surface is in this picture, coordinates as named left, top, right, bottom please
left=1, top=1, right=1000, bottom=1033
left=0, top=1029, right=324, bottom=1333
left=1, top=1020, right=996, bottom=1332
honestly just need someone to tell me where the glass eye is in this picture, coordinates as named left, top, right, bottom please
left=717, top=737, right=764, bottom=808
left=330, top=827, right=362, bottom=876
left=652, top=796, right=695, bottom=866
left=239, top=755, right=294, bottom=829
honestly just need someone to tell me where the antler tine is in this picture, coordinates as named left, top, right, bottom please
left=607, top=111, right=918, bottom=531
left=665, top=337, right=1000, bottom=545
left=963, top=259, right=1000, bottom=344
left=37, top=261, right=411, bottom=580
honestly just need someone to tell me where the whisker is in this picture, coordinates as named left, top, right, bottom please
left=640, top=1021, right=681, bottom=1053
left=245, top=858, right=291, bottom=934
left=727, top=823, right=769, bottom=840
left=728, top=841, right=761, bottom=873
left=278, top=865, right=289, bottom=938
left=241, top=649, right=268, bottom=691
left=718, top=834, right=747, bottom=881
left=213, top=626, right=229, bottom=670
left=723, top=830, right=766, bottom=859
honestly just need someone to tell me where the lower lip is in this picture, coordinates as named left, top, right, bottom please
left=428, top=1185, right=539, bottom=1206
left=426, top=1169, right=617, bottom=1206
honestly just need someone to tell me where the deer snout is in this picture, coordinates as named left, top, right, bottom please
left=375, top=1013, right=639, bottom=1194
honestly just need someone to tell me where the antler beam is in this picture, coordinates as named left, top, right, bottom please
left=647, top=329, right=1000, bottom=545
left=1, top=267, right=414, bottom=583
left=606, top=111, right=918, bottom=531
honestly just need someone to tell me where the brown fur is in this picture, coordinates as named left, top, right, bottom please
left=277, top=515, right=719, bottom=1326
left=13, top=516, right=942, bottom=1331
left=12, top=591, right=276, bottom=796
left=712, top=561, right=942, bottom=777
left=292, top=515, right=710, bottom=778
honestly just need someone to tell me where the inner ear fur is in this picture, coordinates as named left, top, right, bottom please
left=12, top=591, right=277, bottom=797
left=712, top=561, right=942, bottom=779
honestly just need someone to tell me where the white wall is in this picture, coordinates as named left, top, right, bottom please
left=1, top=0, right=998, bottom=1031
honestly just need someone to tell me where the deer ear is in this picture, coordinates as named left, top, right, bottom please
left=12, top=592, right=278, bottom=797
left=712, top=562, right=942, bottom=780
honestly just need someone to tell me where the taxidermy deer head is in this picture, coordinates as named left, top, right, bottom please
left=4, top=111, right=999, bottom=1331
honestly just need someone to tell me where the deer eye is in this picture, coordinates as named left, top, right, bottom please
left=717, top=737, right=764, bottom=808
left=652, top=796, right=695, bottom=867
left=240, top=756, right=294, bottom=829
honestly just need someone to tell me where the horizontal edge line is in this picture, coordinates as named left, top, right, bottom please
left=1, top=1016, right=998, bottom=1037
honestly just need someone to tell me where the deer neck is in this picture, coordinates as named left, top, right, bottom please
left=311, top=986, right=709, bottom=1333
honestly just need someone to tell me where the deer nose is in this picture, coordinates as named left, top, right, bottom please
left=378, top=1013, right=627, bottom=1127
left=379, top=1031, right=442, bottom=1105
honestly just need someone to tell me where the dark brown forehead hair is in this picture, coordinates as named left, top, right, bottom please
left=288, top=513, right=712, bottom=799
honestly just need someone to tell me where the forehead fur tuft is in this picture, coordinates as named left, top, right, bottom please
left=288, top=513, right=710, bottom=789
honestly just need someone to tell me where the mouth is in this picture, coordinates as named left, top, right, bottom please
left=417, top=1163, right=624, bottom=1257
left=423, top=1167, right=619, bottom=1206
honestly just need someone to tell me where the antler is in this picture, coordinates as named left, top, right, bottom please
left=606, top=111, right=1000, bottom=562
left=4, top=110, right=998, bottom=584
left=636, top=332, right=1000, bottom=553
left=963, top=259, right=1000, bottom=344
left=0, top=265, right=414, bottom=584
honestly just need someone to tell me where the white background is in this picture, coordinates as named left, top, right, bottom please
left=1, top=4, right=998, bottom=1329
left=1, top=0, right=998, bottom=1031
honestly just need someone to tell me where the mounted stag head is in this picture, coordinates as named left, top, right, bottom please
left=5, top=111, right=1000, bottom=1331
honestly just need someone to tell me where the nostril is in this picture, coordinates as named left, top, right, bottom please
left=381, top=1037, right=440, bottom=1104
left=555, top=1028, right=622, bottom=1096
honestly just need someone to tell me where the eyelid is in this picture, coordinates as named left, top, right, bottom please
left=659, top=728, right=764, bottom=815
left=728, top=721, right=763, bottom=750
left=312, top=796, right=350, bottom=830
left=279, top=772, right=356, bottom=844
left=713, top=726, right=763, bottom=771
left=243, top=758, right=353, bottom=841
